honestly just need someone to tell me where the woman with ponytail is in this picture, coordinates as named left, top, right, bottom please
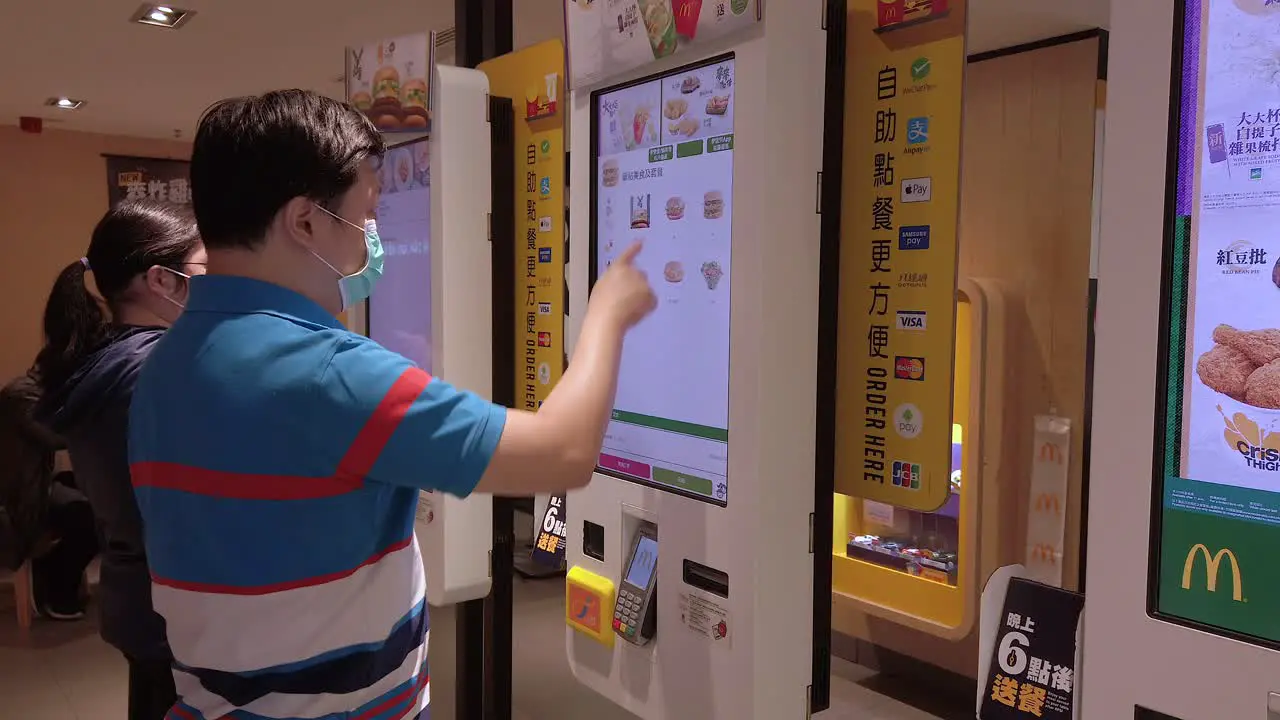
left=32, top=199, right=204, bottom=720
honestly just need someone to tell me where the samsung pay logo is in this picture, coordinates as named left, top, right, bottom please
left=896, top=311, right=927, bottom=332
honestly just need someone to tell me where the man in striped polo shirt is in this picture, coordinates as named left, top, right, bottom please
left=128, top=89, right=655, bottom=720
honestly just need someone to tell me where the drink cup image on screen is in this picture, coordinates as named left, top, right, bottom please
left=631, top=194, right=651, bottom=228
left=591, top=54, right=735, bottom=505
left=637, top=0, right=678, bottom=59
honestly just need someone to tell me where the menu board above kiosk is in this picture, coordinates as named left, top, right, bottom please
left=590, top=54, right=735, bottom=506
left=564, top=0, right=760, bottom=87
left=1152, top=0, right=1280, bottom=649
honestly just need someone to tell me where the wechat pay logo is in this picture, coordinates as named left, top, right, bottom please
left=894, top=403, right=923, bottom=440
left=911, top=57, right=931, bottom=81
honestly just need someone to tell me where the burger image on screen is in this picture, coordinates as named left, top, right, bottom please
left=680, top=75, right=701, bottom=94
left=703, top=190, right=725, bottom=219
left=664, top=261, right=685, bottom=283
left=401, top=78, right=430, bottom=129
left=370, top=66, right=404, bottom=130
left=665, top=196, right=685, bottom=220
left=350, top=91, right=373, bottom=112
left=602, top=159, right=620, bottom=187
left=706, top=95, right=730, bottom=116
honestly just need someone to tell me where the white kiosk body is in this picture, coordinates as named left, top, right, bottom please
left=370, top=64, right=495, bottom=608
left=564, top=9, right=829, bottom=719
left=1085, top=0, right=1280, bottom=717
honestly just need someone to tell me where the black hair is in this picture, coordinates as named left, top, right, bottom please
left=34, top=200, right=201, bottom=393
left=190, top=89, right=386, bottom=250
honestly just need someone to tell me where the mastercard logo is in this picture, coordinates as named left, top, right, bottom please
left=894, top=356, right=926, bottom=381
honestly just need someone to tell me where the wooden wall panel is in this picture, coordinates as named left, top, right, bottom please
left=959, top=37, right=1100, bottom=592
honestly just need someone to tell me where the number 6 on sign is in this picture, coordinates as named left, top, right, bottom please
left=998, top=631, right=1030, bottom=676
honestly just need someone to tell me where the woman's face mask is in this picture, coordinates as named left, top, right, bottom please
left=311, top=203, right=385, bottom=311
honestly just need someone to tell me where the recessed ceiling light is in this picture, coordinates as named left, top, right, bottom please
left=130, top=4, right=194, bottom=28
left=45, top=97, right=85, bottom=110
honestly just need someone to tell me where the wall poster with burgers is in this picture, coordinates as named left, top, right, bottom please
left=1152, top=0, right=1280, bottom=648
left=564, top=0, right=761, bottom=88
left=346, top=32, right=435, bottom=133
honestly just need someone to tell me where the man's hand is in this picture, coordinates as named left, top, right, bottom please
left=589, top=241, right=657, bottom=330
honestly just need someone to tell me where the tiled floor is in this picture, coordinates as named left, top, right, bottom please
left=1, top=569, right=961, bottom=720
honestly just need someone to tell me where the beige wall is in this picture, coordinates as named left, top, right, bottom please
left=0, top=125, right=189, bottom=383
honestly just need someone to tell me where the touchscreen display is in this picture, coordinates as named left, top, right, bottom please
left=1152, top=0, right=1280, bottom=646
left=625, top=535, right=659, bottom=589
left=369, top=138, right=433, bottom=372
left=591, top=55, right=734, bottom=506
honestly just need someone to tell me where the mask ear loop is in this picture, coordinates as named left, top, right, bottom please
left=156, top=266, right=191, bottom=311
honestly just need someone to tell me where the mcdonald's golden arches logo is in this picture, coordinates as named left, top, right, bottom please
left=1029, top=544, right=1058, bottom=565
left=1034, top=493, right=1061, bottom=514
left=1038, top=442, right=1064, bottom=465
left=1181, top=544, right=1243, bottom=602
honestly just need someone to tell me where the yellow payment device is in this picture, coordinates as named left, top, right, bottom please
left=614, top=521, right=658, bottom=645
left=566, top=566, right=616, bottom=649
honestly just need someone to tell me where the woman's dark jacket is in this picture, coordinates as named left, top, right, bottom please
left=0, top=371, right=64, bottom=571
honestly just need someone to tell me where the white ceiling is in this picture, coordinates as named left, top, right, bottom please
left=0, top=0, right=1110, bottom=141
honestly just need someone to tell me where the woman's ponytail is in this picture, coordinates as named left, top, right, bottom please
left=34, top=259, right=110, bottom=393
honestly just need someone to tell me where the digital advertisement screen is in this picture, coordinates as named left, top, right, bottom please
left=369, top=138, right=433, bottom=372
left=590, top=54, right=734, bottom=506
left=625, top=535, right=659, bottom=589
left=1152, top=0, right=1280, bottom=647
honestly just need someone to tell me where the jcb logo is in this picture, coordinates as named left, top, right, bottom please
left=1029, top=544, right=1057, bottom=564
left=1181, top=544, right=1243, bottom=602
left=1034, top=494, right=1061, bottom=515
left=1038, top=442, right=1064, bottom=465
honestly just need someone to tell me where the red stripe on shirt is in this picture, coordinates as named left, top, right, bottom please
left=150, top=535, right=413, bottom=596
left=132, top=462, right=362, bottom=500
left=336, top=367, right=432, bottom=482
left=352, top=661, right=430, bottom=720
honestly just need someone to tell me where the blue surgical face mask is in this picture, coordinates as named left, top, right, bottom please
left=312, top=204, right=385, bottom=311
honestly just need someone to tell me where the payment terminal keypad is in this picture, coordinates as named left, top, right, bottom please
left=612, top=587, right=645, bottom=638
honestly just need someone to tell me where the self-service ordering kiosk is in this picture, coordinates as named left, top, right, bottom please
left=365, top=64, right=497, bottom=607
left=562, top=9, right=831, bottom=719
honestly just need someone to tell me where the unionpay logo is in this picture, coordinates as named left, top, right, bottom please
left=894, top=403, right=923, bottom=439
left=892, top=460, right=922, bottom=490
left=896, top=310, right=927, bottom=331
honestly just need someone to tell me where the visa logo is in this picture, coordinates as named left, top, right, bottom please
left=896, top=311, right=926, bottom=331
left=539, top=247, right=552, bottom=263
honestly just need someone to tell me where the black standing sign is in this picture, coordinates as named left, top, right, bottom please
left=981, top=578, right=1084, bottom=719
left=104, top=155, right=192, bottom=209
left=531, top=494, right=567, bottom=568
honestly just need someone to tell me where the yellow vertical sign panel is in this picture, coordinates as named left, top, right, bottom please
left=835, top=2, right=967, bottom=510
left=481, top=40, right=567, bottom=410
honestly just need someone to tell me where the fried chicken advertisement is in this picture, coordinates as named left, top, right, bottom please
left=1197, top=324, right=1280, bottom=408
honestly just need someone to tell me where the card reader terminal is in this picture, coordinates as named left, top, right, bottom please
left=613, top=521, right=657, bottom=645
